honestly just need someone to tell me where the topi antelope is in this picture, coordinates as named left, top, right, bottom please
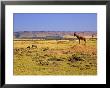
left=27, top=46, right=31, bottom=49
left=74, top=32, right=86, bottom=44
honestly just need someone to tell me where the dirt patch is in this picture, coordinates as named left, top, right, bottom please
left=70, top=45, right=96, bottom=55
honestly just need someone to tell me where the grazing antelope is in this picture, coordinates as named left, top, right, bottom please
left=32, top=45, right=37, bottom=48
left=74, top=32, right=86, bottom=44
left=42, top=47, right=49, bottom=51
left=27, top=46, right=31, bottom=49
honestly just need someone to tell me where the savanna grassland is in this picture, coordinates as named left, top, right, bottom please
left=14, top=38, right=97, bottom=75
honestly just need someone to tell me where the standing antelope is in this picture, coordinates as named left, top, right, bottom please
left=74, top=32, right=86, bottom=44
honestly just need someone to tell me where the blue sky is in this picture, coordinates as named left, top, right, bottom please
left=14, top=13, right=97, bottom=32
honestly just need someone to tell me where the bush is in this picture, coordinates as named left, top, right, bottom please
left=68, top=54, right=84, bottom=62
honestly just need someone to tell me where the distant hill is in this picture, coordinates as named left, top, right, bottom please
left=14, top=31, right=97, bottom=39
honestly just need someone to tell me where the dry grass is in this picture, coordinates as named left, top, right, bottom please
left=14, top=39, right=97, bottom=75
